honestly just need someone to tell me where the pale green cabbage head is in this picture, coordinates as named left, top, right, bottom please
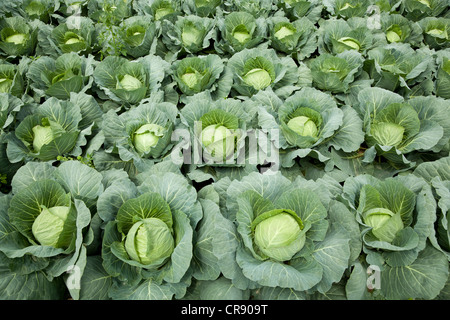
left=243, top=68, right=272, bottom=90
left=125, top=218, right=174, bottom=265
left=117, top=74, right=143, bottom=91
left=274, top=26, right=295, bottom=40
left=32, top=124, right=54, bottom=152
left=363, top=208, right=404, bottom=243
left=287, top=116, right=319, bottom=137
left=5, top=33, right=27, bottom=45
left=0, top=77, right=12, bottom=93
left=232, top=25, right=251, bottom=44
left=201, top=124, right=236, bottom=161
left=133, top=123, right=165, bottom=154
left=370, top=122, right=405, bottom=147
left=386, top=25, right=403, bottom=43
left=337, top=37, right=361, bottom=51
left=182, top=24, right=203, bottom=47
left=253, top=210, right=306, bottom=261
left=181, top=70, right=201, bottom=88
left=32, top=205, right=72, bottom=248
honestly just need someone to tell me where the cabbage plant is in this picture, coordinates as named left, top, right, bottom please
left=379, top=12, right=423, bottom=47
left=323, top=0, right=372, bottom=19
left=200, top=171, right=357, bottom=295
left=0, top=93, right=23, bottom=134
left=365, top=43, right=434, bottom=92
left=268, top=16, right=317, bottom=61
left=133, top=0, right=182, bottom=21
left=308, top=49, right=364, bottom=93
left=0, top=160, right=103, bottom=299
left=401, top=0, right=449, bottom=21
left=27, top=52, right=94, bottom=100
left=101, top=93, right=178, bottom=171
left=87, top=0, right=133, bottom=23
left=20, top=0, right=60, bottom=22
left=342, top=174, right=449, bottom=300
left=214, top=11, right=268, bottom=55
left=181, top=0, right=222, bottom=17
left=435, top=49, right=450, bottom=99
left=0, top=16, right=37, bottom=57
left=355, top=87, right=450, bottom=165
left=227, top=48, right=300, bottom=98
left=6, top=97, right=94, bottom=163
left=119, top=16, right=159, bottom=58
left=223, top=0, right=277, bottom=17
left=180, top=92, right=250, bottom=167
left=0, top=62, right=24, bottom=98
left=414, top=156, right=450, bottom=261
left=281, top=87, right=364, bottom=151
left=48, top=16, right=96, bottom=55
left=161, top=15, right=216, bottom=57
left=317, top=17, right=374, bottom=55
left=418, top=17, right=450, bottom=50
left=97, top=170, right=202, bottom=299
left=276, top=0, right=324, bottom=23
left=93, top=54, right=169, bottom=105
left=246, top=87, right=364, bottom=169
left=171, top=54, right=232, bottom=101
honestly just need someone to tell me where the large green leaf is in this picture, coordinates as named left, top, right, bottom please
left=79, top=255, right=113, bottom=300
left=380, top=244, right=449, bottom=299
left=108, top=278, right=177, bottom=300
left=55, top=160, right=104, bottom=209
left=275, top=188, right=328, bottom=241
left=191, top=199, right=221, bottom=281
left=311, top=229, right=351, bottom=293
left=236, top=245, right=323, bottom=291
left=0, top=266, right=66, bottom=299
left=137, top=172, right=202, bottom=226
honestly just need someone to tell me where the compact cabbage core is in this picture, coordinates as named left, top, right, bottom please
left=254, top=211, right=306, bottom=261
left=201, top=124, right=236, bottom=161
left=118, top=74, right=143, bottom=91
left=287, top=116, right=319, bottom=137
left=363, top=208, right=404, bottom=243
left=0, top=77, right=12, bottom=93
left=370, top=122, right=405, bottom=147
left=65, top=37, right=82, bottom=45
left=386, top=26, right=402, bottom=43
left=275, top=26, right=295, bottom=40
left=232, top=25, right=251, bottom=44
left=5, top=33, right=27, bottom=45
left=243, top=68, right=272, bottom=90
left=32, top=205, right=72, bottom=248
left=125, top=218, right=175, bottom=265
left=181, top=71, right=201, bottom=88
left=133, top=123, right=165, bottom=154
left=182, top=25, right=203, bottom=47
left=337, top=37, right=360, bottom=51
left=32, top=125, right=54, bottom=152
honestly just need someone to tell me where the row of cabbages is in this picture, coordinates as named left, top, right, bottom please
left=0, top=6, right=449, bottom=100
left=0, top=156, right=449, bottom=300
left=2, top=77, right=450, bottom=182
left=0, top=0, right=449, bottom=61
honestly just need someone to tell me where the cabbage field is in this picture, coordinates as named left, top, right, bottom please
left=0, top=0, right=449, bottom=301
